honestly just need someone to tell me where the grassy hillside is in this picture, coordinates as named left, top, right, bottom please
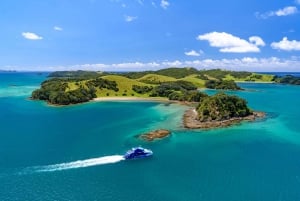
left=64, top=75, right=153, bottom=98
left=123, top=67, right=199, bottom=79
left=98, top=75, right=153, bottom=97
left=137, top=74, right=177, bottom=84
left=155, top=67, right=199, bottom=78
left=197, top=69, right=274, bottom=82
left=223, top=73, right=274, bottom=82
left=55, top=69, right=276, bottom=99
left=179, top=74, right=206, bottom=88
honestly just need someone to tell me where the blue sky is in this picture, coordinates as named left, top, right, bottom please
left=1, top=0, right=300, bottom=71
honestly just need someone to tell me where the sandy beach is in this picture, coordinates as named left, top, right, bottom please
left=92, top=97, right=170, bottom=102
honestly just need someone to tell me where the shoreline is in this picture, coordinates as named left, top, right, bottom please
left=92, top=97, right=198, bottom=107
left=183, top=108, right=265, bottom=129
left=36, top=96, right=186, bottom=107
left=92, top=96, right=170, bottom=102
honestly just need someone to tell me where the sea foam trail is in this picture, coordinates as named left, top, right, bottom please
left=35, top=155, right=125, bottom=172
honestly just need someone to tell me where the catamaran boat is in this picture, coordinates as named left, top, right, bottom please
left=124, top=147, right=153, bottom=160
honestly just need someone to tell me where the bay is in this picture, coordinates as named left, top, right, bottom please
left=1, top=73, right=300, bottom=201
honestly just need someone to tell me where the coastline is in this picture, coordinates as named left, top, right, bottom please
left=183, top=108, right=265, bottom=129
left=92, top=97, right=198, bottom=108
left=92, top=96, right=170, bottom=102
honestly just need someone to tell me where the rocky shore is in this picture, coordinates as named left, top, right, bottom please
left=183, top=108, right=265, bottom=129
left=139, top=129, right=171, bottom=141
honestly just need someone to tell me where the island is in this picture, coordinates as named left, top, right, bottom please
left=183, top=93, right=265, bottom=129
left=31, top=68, right=272, bottom=129
left=138, top=129, right=171, bottom=141
left=31, top=68, right=274, bottom=105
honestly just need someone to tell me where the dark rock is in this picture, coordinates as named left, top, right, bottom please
left=139, top=129, right=171, bottom=141
left=183, top=108, right=265, bottom=129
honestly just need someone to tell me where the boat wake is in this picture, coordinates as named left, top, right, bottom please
left=21, top=147, right=152, bottom=174
left=33, top=155, right=125, bottom=172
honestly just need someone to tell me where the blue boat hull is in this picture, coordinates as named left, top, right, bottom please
left=124, top=147, right=153, bottom=160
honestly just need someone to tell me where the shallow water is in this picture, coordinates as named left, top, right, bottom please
left=1, top=73, right=300, bottom=201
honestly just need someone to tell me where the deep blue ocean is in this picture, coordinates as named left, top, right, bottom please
left=1, top=72, right=300, bottom=201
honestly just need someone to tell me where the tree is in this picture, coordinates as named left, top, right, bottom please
left=197, top=93, right=252, bottom=122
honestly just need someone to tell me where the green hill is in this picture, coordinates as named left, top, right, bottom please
left=197, top=92, right=252, bottom=122
left=223, top=73, right=274, bottom=82
left=137, top=74, right=177, bottom=84
left=31, top=68, right=278, bottom=105
left=124, top=67, right=199, bottom=79
left=179, top=74, right=206, bottom=88
left=155, top=67, right=199, bottom=78
left=197, top=69, right=274, bottom=82
left=99, top=75, right=152, bottom=97
left=67, top=75, right=155, bottom=98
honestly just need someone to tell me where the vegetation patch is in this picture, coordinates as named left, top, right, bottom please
left=132, top=85, right=154, bottom=94
left=197, top=93, right=251, bottom=122
left=137, top=74, right=176, bottom=84
left=183, top=92, right=265, bottom=129
left=205, top=80, right=242, bottom=90
left=31, top=79, right=96, bottom=105
left=86, top=78, right=119, bottom=92
left=179, top=74, right=206, bottom=88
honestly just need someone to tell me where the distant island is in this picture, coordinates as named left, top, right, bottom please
left=0, top=70, right=17, bottom=72
left=31, top=68, right=275, bottom=129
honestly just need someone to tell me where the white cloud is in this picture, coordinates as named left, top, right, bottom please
left=162, top=60, right=182, bottom=66
left=271, top=37, right=300, bottom=51
left=276, top=6, right=298, bottom=16
left=22, top=32, right=43, bottom=40
left=256, top=6, right=298, bottom=19
left=124, top=15, right=138, bottom=22
left=296, top=0, right=300, bottom=5
left=185, top=50, right=203, bottom=57
left=54, top=26, right=63, bottom=31
left=71, top=62, right=161, bottom=71
left=160, top=0, right=170, bottom=9
left=197, top=32, right=265, bottom=53
left=249, top=36, right=265, bottom=46
left=4, top=57, right=300, bottom=72
left=182, top=57, right=300, bottom=72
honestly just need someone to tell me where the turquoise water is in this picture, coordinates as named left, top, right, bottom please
left=1, top=73, right=300, bottom=201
